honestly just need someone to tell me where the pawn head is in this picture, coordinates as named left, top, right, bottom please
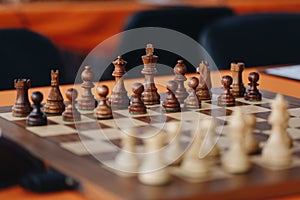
left=97, top=85, right=109, bottom=97
left=31, top=91, right=43, bottom=104
left=188, top=77, right=199, bottom=90
left=248, top=72, right=259, bottom=82
left=166, top=80, right=178, bottom=92
left=66, top=88, right=78, bottom=101
left=132, top=82, right=144, bottom=94
left=221, top=75, right=233, bottom=88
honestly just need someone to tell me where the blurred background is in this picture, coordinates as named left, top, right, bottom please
left=1, top=0, right=300, bottom=89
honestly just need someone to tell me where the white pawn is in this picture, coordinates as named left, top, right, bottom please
left=114, top=128, right=140, bottom=176
left=163, top=121, right=184, bottom=165
left=262, top=94, right=292, bottom=168
left=138, top=131, right=171, bottom=185
left=244, top=114, right=260, bottom=154
left=180, top=121, right=211, bottom=179
left=199, top=118, right=220, bottom=158
left=222, top=108, right=251, bottom=174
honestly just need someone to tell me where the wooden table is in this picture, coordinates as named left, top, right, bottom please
left=1, top=67, right=300, bottom=200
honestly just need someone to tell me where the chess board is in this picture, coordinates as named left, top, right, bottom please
left=1, top=89, right=300, bottom=199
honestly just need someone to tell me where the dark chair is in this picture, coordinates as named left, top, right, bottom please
left=0, top=28, right=64, bottom=90
left=198, top=13, right=300, bottom=70
left=124, top=6, right=235, bottom=41
left=114, top=7, right=235, bottom=75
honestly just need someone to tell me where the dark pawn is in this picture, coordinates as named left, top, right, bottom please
left=218, top=75, right=235, bottom=106
left=162, top=80, right=181, bottom=113
left=129, top=83, right=147, bottom=115
left=245, top=72, right=262, bottom=101
left=26, top=91, right=47, bottom=126
left=94, top=85, right=113, bottom=119
left=62, top=88, right=81, bottom=122
left=184, top=77, right=201, bottom=109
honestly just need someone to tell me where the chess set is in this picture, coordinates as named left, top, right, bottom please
left=1, top=44, right=300, bottom=199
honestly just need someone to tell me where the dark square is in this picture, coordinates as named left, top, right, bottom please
left=255, top=121, right=271, bottom=131
left=67, top=122, right=102, bottom=131
left=199, top=108, right=232, bottom=117
left=254, top=111, right=271, bottom=119
left=47, top=133, right=91, bottom=144
left=14, top=118, right=57, bottom=128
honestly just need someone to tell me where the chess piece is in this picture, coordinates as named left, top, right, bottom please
left=163, top=122, right=184, bottom=165
left=78, top=66, right=97, bottom=110
left=114, top=128, right=140, bottom=176
left=141, top=44, right=160, bottom=105
left=222, top=108, right=251, bottom=174
left=230, top=62, right=246, bottom=97
left=199, top=118, right=220, bottom=158
left=94, top=85, right=112, bottom=119
left=173, top=60, right=188, bottom=103
left=283, top=104, right=293, bottom=148
left=181, top=121, right=211, bottom=179
left=108, top=56, right=130, bottom=109
left=262, top=94, right=292, bottom=168
left=184, top=77, right=201, bottom=109
left=12, top=79, right=32, bottom=117
left=129, top=83, right=147, bottom=115
left=244, top=114, right=260, bottom=154
left=244, top=72, right=262, bottom=101
left=162, top=80, right=181, bottom=113
left=138, top=132, right=171, bottom=185
left=26, top=91, right=47, bottom=126
left=196, top=61, right=211, bottom=100
left=217, top=75, right=235, bottom=106
left=44, top=70, right=65, bottom=114
left=62, top=88, right=81, bottom=122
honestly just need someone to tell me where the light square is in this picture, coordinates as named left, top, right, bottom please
left=47, top=115, right=95, bottom=125
left=0, top=112, right=27, bottom=121
left=226, top=105, right=270, bottom=114
left=235, top=97, right=270, bottom=105
left=289, top=108, right=300, bottom=117
left=99, top=118, right=148, bottom=129
left=80, top=128, right=123, bottom=140
left=61, top=140, right=117, bottom=156
left=26, top=124, right=77, bottom=137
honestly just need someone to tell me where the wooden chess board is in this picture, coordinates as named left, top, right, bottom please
left=1, top=89, right=300, bottom=199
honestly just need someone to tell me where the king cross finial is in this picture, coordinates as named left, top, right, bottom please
left=146, top=43, right=154, bottom=56
left=51, top=70, right=59, bottom=86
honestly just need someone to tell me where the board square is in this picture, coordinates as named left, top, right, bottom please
left=47, top=133, right=90, bottom=143
left=235, top=97, right=270, bottom=105
left=166, top=111, right=211, bottom=121
left=98, top=118, right=149, bottom=129
left=288, top=117, right=300, bottom=128
left=47, top=115, right=95, bottom=125
left=199, top=108, right=232, bottom=117
left=26, top=124, right=77, bottom=137
left=80, top=128, right=124, bottom=141
left=289, top=108, right=300, bottom=117
left=60, top=140, right=117, bottom=156
left=226, top=105, right=270, bottom=114
left=0, top=112, right=27, bottom=121
left=113, top=109, right=162, bottom=117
